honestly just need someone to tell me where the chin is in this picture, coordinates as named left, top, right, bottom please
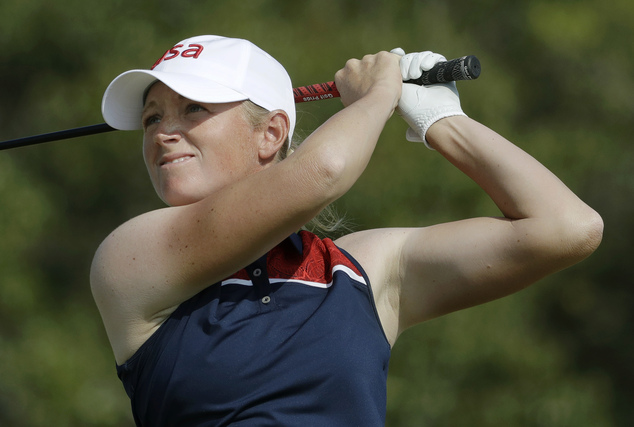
left=153, top=175, right=214, bottom=206
left=154, top=174, right=232, bottom=207
left=157, top=185, right=207, bottom=207
left=160, top=192, right=202, bottom=207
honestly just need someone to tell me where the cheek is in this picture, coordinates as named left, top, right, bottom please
left=142, top=138, right=160, bottom=184
left=142, top=133, right=155, bottom=157
left=142, top=133, right=160, bottom=164
left=202, top=125, right=257, bottom=172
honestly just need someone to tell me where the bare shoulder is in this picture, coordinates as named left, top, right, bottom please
left=335, top=228, right=412, bottom=265
left=90, top=204, right=234, bottom=363
left=335, top=228, right=414, bottom=345
left=90, top=207, right=177, bottom=314
left=90, top=207, right=184, bottom=363
left=90, top=191, right=303, bottom=362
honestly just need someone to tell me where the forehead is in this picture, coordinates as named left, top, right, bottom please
left=142, top=82, right=243, bottom=111
left=143, top=81, right=182, bottom=105
left=141, top=82, right=247, bottom=124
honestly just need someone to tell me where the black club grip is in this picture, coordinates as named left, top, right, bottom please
left=405, top=55, right=481, bottom=85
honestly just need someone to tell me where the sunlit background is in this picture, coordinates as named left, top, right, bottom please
left=1, top=1, right=631, bottom=425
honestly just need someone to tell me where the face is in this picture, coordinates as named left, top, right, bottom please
left=142, top=82, right=263, bottom=206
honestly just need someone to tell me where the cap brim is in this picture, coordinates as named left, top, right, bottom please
left=101, top=69, right=249, bottom=130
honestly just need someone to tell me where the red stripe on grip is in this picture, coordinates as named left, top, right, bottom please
left=293, top=81, right=340, bottom=103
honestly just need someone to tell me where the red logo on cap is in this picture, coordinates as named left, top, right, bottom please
left=151, top=43, right=204, bottom=70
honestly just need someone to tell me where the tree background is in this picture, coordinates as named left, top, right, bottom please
left=0, top=0, right=631, bottom=425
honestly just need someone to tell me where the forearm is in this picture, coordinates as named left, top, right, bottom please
left=426, top=116, right=603, bottom=264
left=427, top=116, right=591, bottom=221
left=290, top=86, right=398, bottom=202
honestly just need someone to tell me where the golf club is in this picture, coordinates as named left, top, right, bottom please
left=0, top=55, right=480, bottom=151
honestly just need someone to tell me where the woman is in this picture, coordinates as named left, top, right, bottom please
left=92, top=35, right=603, bottom=426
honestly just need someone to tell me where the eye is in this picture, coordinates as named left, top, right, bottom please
left=142, top=114, right=161, bottom=129
left=186, top=103, right=206, bottom=114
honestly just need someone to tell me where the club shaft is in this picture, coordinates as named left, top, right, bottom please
left=0, top=83, right=341, bottom=150
left=1, top=55, right=480, bottom=150
left=1, top=123, right=116, bottom=151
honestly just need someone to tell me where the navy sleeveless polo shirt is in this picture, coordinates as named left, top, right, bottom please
left=116, top=231, right=391, bottom=426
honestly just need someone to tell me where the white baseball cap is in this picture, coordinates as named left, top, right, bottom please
left=102, top=35, right=295, bottom=143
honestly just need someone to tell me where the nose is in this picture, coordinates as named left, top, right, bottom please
left=154, top=115, right=183, bottom=145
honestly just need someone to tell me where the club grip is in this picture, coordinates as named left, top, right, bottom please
left=405, top=55, right=481, bottom=85
left=293, top=55, right=480, bottom=103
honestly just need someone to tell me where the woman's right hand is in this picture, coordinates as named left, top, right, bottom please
left=334, top=51, right=402, bottom=111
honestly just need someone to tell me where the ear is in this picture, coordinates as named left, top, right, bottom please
left=258, top=110, right=290, bottom=163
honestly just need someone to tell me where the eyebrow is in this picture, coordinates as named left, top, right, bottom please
left=141, top=93, right=191, bottom=117
left=141, top=100, right=157, bottom=117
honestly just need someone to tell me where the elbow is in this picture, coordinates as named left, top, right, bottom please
left=583, top=208, right=604, bottom=255
left=300, top=147, right=350, bottom=202
left=514, top=206, right=603, bottom=277
left=564, top=207, right=604, bottom=262
left=281, top=148, right=349, bottom=226
left=321, top=155, right=349, bottom=199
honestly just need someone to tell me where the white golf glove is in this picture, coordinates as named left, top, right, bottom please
left=391, top=48, right=466, bottom=149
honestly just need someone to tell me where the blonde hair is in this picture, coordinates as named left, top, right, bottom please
left=241, top=100, right=350, bottom=238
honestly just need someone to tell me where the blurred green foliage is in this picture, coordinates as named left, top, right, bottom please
left=0, top=0, right=631, bottom=425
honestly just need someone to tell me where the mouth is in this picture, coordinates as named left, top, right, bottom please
left=159, top=154, right=195, bottom=167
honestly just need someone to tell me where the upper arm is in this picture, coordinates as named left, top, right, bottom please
left=398, top=213, right=601, bottom=331
left=338, top=213, right=601, bottom=343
